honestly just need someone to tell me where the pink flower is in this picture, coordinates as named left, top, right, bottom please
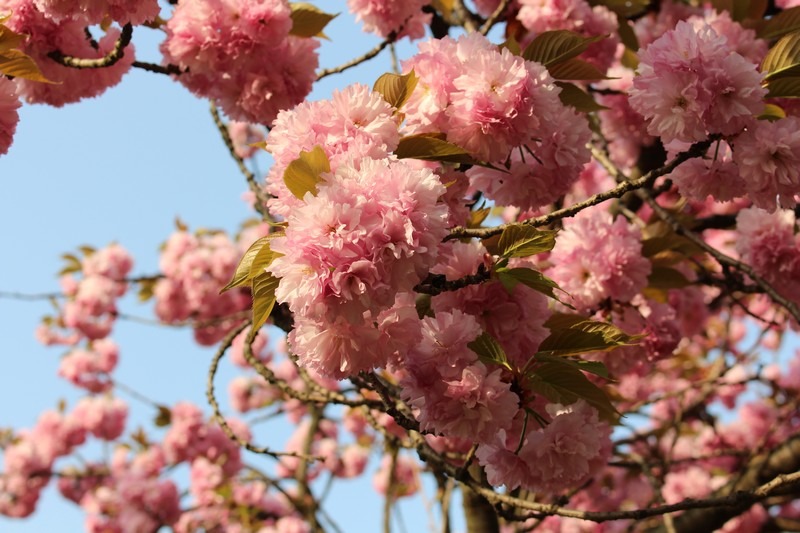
left=0, top=0, right=134, bottom=106
left=478, top=401, right=611, bottom=492
left=372, top=455, right=420, bottom=498
left=431, top=241, right=551, bottom=367
left=0, top=77, right=20, bottom=156
left=33, top=0, right=160, bottom=25
left=669, top=142, right=746, bottom=202
left=347, top=0, right=431, bottom=40
left=155, top=230, right=251, bottom=345
left=547, top=208, right=651, bottom=311
left=630, top=21, right=765, bottom=145
left=517, top=0, right=619, bottom=72
left=269, top=156, right=447, bottom=331
left=734, top=117, right=800, bottom=211
left=58, top=339, right=119, bottom=392
left=264, top=84, right=400, bottom=217
left=735, top=207, right=800, bottom=302
left=161, top=0, right=317, bottom=124
left=72, top=395, right=128, bottom=440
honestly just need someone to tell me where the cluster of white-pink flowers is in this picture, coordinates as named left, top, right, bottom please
left=269, top=156, right=449, bottom=378
left=155, top=228, right=260, bottom=345
left=0, top=0, right=138, bottom=106
left=402, top=33, right=591, bottom=211
left=161, top=0, right=319, bottom=124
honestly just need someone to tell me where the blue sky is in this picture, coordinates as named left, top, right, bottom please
left=0, top=5, right=455, bottom=531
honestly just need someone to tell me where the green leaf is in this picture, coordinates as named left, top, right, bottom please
left=533, top=353, right=610, bottom=379
left=621, top=47, right=639, bottom=70
left=0, top=48, right=56, bottom=83
left=137, top=278, right=157, bottom=302
left=711, top=0, right=767, bottom=21
left=154, top=405, right=172, bottom=427
left=522, top=31, right=607, bottom=67
left=221, top=236, right=271, bottom=293
left=555, top=81, right=609, bottom=112
left=251, top=272, right=280, bottom=332
left=467, top=206, right=491, bottom=228
left=395, top=133, right=475, bottom=164
left=59, top=253, right=82, bottom=275
left=467, top=332, right=512, bottom=370
left=616, top=16, right=639, bottom=51
left=496, top=267, right=570, bottom=305
left=762, top=32, right=800, bottom=81
left=647, top=266, right=691, bottom=290
left=500, top=36, right=522, bottom=56
left=759, top=7, right=800, bottom=40
left=496, top=224, right=557, bottom=258
left=537, top=313, right=638, bottom=357
left=0, top=23, right=25, bottom=53
left=526, top=362, right=620, bottom=422
left=373, top=70, right=418, bottom=110
left=759, top=103, right=787, bottom=120
left=283, top=146, right=330, bottom=199
left=765, top=76, right=800, bottom=98
left=289, top=2, right=338, bottom=38
left=548, top=58, right=609, bottom=80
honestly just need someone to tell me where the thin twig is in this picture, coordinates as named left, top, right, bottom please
left=446, top=140, right=711, bottom=241
left=132, top=61, right=183, bottom=75
left=317, top=33, right=398, bottom=80
left=479, top=0, right=512, bottom=35
left=206, top=321, right=320, bottom=460
left=208, top=102, right=271, bottom=219
left=640, top=192, right=800, bottom=324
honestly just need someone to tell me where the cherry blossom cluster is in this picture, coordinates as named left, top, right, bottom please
left=161, top=0, right=320, bottom=124
left=0, top=0, right=138, bottom=106
left=7, top=0, right=800, bottom=530
left=155, top=227, right=265, bottom=345
left=402, top=33, right=592, bottom=212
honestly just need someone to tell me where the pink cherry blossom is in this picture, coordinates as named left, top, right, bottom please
left=0, top=77, right=20, bottom=156
left=734, top=117, right=800, bottom=211
left=0, top=0, right=134, bottom=106
left=630, top=21, right=765, bottom=145
left=547, top=208, right=651, bottom=311
left=161, top=0, right=318, bottom=124
left=347, top=0, right=431, bottom=40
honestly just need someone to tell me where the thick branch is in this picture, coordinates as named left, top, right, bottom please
left=49, top=24, right=133, bottom=69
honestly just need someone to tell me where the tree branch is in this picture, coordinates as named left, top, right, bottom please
left=48, top=24, right=133, bottom=69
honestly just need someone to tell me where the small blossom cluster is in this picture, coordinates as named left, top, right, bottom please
left=347, top=0, right=431, bottom=40
left=402, top=33, right=591, bottom=211
left=161, top=0, right=319, bottom=124
left=33, top=0, right=159, bottom=25
left=154, top=229, right=254, bottom=345
left=396, top=310, right=612, bottom=493
left=0, top=0, right=136, bottom=106
left=0, top=401, right=130, bottom=519
left=269, top=157, right=448, bottom=378
left=736, top=207, right=800, bottom=303
left=629, top=20, right=765, bottom=146
left=38, top=243, right=133, bottom=344
left=547, top=208, right=652, bottom=312
left=516, top=0, right=619, bottom=71
left=263, top=83, right=401, bottom=217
